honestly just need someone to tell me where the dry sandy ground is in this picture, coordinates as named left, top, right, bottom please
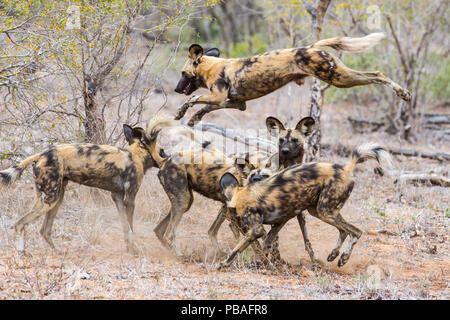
left=0, top=84, right=448, bottom=300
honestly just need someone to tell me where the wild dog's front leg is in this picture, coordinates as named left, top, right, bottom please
left=174, top=95, right=202, bottom=120
left=188, top=100, right=247, bottom=126
left=174, top=87, right=228, bottom=121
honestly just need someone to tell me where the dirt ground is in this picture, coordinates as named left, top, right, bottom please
left=0, top=84, right=448, bottom=300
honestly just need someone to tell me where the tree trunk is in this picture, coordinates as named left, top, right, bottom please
left=83, top=88, right=106, bottom=144
left=303, top=0, right=331, bottom=161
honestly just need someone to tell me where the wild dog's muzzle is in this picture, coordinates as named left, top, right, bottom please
left=175, top=73, right=197, bottom=95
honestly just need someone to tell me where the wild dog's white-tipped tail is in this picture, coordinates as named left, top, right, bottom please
left=0, top=153, right=41, bottom=186
left=345, top=142, right=393, bottom=174
left=312, top=32, right=386, bottom=52
left=146, top=114, right=178, bottom=137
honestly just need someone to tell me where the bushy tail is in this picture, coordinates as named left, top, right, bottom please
left=146, top=114, right=215, bottom=165
left=311, top=32, right=385, bottom=52
left=344, top=142, right=393, bottom=175
left=0, top=153, right=41, bottom=186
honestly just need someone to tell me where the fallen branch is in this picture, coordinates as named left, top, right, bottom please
left=394, top=173, right=450, bottom=187
left=182, top=119, right=277, bottom=153
left=388, top=147, right=450, bottom=161
left=347, top=117, right=385, bottom=132
left=322, top=143, right=450, bottom=161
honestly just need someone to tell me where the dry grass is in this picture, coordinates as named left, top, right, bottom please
left=0, top=83, right=448, bottom=300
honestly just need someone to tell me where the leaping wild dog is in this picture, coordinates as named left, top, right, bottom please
left=174, top=33, right=411, bottom=126
left=0, top=123, right=167, bottom=254
left=217, top=142, right=393, bottom=269
left=144, top=115, right=268, bottom=255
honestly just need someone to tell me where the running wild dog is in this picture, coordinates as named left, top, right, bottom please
left=218, top=142, right=393, bottom=269
left=0, top=124, right=166, bottom=254
left=174, top=33, right=411, bottom=126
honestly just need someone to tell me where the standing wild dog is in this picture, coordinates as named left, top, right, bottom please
left=0, top=124, right=164, bottom=254
left=265, top=116, right=315, bottom=169
left=217, top=142, right=393, bottom=269
left=174, top=33, right=411, bottom=126
left=144, top=115, right=260, bottom=255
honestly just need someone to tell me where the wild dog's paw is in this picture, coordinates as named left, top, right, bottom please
left=327, top=249, right=340, bottom=262
left=396, top=88, right=411, bottom=102
left=337, top=253, right=350, bottom=267
left=217, top=261, right=228, bottom=270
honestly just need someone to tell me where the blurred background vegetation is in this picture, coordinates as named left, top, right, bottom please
left=0, top=0, right=448, bottom=160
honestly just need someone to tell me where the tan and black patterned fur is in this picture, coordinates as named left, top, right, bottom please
left=148, top=137, right=257, bottom=255
left=218, top=142, right=393, bottom=269
left=0, top=124, right=164, bottom=254
left=174, top=33, right=411, bottom=126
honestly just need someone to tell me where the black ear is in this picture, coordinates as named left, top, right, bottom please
left=266, top=116, right=285, bottom=136
left=188, top=44, right=204, bottom=63
left=295, top=117, right=315, bottom=137
left=123, top=124, right=134, bottom=144
left=123, top=124, right=147, bottom=145
left=204, top=48, right=220, bottom=57
left=219, top=172, right=239, bottom=200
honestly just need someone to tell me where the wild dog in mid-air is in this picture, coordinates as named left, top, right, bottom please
left=0, top=123, right=169, bottom=254
left=174, top=33, right=411, bottom=126
left=218, top=142, right=393, bottom=269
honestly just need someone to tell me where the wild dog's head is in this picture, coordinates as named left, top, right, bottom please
left=175, top=44, right=221, bottom=95
left=246, top=153, right=279, bottom=184
left=266, top=116, right=315, bottom=166
left=123, top=124, right=163, bottom=168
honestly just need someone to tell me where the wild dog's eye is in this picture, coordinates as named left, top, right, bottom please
left=292, top=138, right=298, bottom=143
left=279, top=138, right=284, bottom=143
left=182, top=71, right=186, bottom=76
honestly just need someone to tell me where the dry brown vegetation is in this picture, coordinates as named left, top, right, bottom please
left=0, top=83, right=448, bottom=300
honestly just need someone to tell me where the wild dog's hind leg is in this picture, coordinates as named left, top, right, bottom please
left=314, top=208, right=362, bottom=267
left=303, top=50, right=411, bottom=101
left=111, top=191, right=138, bottom=254
left=40, top=179, right=68, bottom=253
left=154, top=169, right=193, bottom=256
left=14, top=191, right=44, bottom=253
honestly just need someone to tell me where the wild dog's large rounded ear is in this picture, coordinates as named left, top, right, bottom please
left=295, top=117, right=315, bottom=137
left=123, top=124, right=148, bottom=145
left=123, top=124, right=134, bottom=144
left=266, top=116, right=285, bottom=136
left=219, top=172, right=239, bottom=201
left=204, top=48, right=220, bottom=57
left=188, top=44, right=204, bottom=63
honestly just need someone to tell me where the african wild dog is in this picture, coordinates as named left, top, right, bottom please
left=174, top=33, right=411, bottom=126
left=0, top=123, right=167, bottom=254
left=265, top=116, right=315, bottom=169
left=144, top=115, right=264, bottom=255
left=232, top=116, right=316, bottom=261
left=217, top=142, right=393, bottom=269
